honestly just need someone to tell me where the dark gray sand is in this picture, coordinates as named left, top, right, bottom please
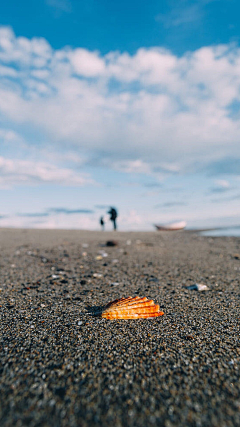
left=0, top=228, right=239, bottom=427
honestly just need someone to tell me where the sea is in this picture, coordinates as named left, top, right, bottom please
left=200, top=226, right=240, bottom=237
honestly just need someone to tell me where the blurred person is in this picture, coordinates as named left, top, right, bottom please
left=100, top=216, right=105, bottom=231
left=108, top=207, right=118, bottom=230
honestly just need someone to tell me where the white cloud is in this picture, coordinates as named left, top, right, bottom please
left=0, top=156, right=95, bottom=188
left=70, top=48, right=105, bottom=77
left=0, top=129, right=23, bottom=143
left=1, top=27, right=240, bottom=176
left=214, top=179, right=230, bottom=189
left=111, top=160, right=152, bottom=175
left=155, top=0, right=217, bottom=29
left=46, top=0, right=72, bottom=13
left=0, top=64, right=17, bottom=77
left=0, top=27, right=52, bottom=66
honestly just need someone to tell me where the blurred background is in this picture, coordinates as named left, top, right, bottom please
left=0, top=0, right=240, bottom=232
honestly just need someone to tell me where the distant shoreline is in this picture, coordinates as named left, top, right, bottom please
left=186, top=225, right=240, bottom=232
left=0, top=225, right=240, bottom=236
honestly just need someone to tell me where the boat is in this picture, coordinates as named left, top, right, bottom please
left=154, top=221, right=187, bottom=231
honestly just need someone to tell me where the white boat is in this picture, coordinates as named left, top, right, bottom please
left=154, top=221, right=187, bottom=231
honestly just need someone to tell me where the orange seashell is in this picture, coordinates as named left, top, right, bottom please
left=101, top=296, right=164, bottom=319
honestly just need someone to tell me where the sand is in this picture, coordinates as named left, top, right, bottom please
left=0, top=228, right=239, bottom=427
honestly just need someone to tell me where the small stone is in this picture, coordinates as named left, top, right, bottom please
left=49, top=399, right=56, bottom=407
left=106, top=240, right=118, bottom=247
left=185, top=335, right=194, bottom=340
left=99, top=250, right=108, bottom=257
left=186, top=283, right=209, bottom=291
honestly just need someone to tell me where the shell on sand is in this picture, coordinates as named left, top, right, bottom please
left=101, top=296, right=164, bottom=319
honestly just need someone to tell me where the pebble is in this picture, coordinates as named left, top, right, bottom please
left=106, top=240, right=118, bottom=247
left=186, top=283, right=209, bottom=291
left=99, top=250, right=108, bottom=257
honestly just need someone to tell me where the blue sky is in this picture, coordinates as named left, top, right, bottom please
left=1, top=0, right=240, bottom=54
left=0, top=0, right=240, bottom=230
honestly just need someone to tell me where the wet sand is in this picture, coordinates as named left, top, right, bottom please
left=0, top=228, right=239, bottom=427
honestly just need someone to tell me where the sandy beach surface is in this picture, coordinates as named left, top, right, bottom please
left=0, top=228, right=239, bottom=427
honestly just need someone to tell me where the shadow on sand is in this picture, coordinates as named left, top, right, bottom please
left=86, top=305, right=103, bottom=316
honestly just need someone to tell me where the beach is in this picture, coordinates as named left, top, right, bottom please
left=0, top=228, right=239, bottom=427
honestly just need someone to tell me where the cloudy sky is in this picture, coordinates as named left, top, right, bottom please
left=0, top=0, right=240, bottom=230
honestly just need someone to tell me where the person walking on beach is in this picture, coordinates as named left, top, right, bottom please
left=100, top=216, right=105, bottom=231
left=108, top=207, right=118, bottom=230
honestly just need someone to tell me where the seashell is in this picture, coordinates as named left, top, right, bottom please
left=100, top=296, right=164, bottom=319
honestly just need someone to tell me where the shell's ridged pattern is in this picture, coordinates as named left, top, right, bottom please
left=101, top=296, right=164, bottom=319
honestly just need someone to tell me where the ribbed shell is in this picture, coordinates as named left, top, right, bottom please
left=101, top=296, right=164, bottom=319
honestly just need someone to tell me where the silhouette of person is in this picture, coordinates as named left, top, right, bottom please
left=108, top=207, right=118, bottom=230
left=100, top=216, right=105, bottom=231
